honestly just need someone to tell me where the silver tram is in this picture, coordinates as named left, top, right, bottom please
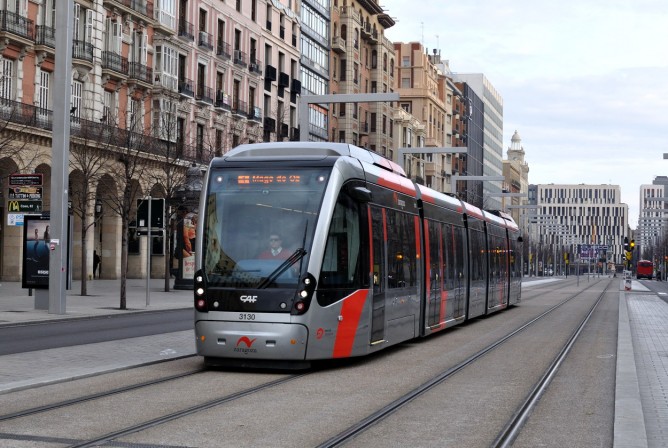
left=194, top=142, right=522, bottom=368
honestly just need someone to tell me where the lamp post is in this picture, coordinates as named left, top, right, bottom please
left=173, top=163, right=204, bottom=290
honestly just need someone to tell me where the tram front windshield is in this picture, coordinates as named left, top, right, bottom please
left=202, top=167, right=330, bottom=288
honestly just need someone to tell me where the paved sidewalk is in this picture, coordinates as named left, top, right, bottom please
left=0, top=279, right=192, bottom=325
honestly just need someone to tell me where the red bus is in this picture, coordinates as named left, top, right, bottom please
left=636, top=260, right=654, bottom=280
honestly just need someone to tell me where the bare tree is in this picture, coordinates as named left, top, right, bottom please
left=99, top=111, right=151, bottom=310
left=69, top=116, right=116, bottom=296
left=146, top=99, right=193, bottom=292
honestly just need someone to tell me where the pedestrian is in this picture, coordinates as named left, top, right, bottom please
left=93, top=250, right=101, bottom=279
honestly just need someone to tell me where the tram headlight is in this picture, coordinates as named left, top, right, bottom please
left=292, top=273, right=316, bottom=315
left=194, top=269, right=208, bottom=313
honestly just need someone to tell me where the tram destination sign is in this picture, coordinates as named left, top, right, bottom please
left=8, top=173, right=43, bottom=186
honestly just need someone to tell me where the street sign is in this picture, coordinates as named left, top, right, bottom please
left=136, top=198, right=164, bottom=228
left=8, top=173, right=43, bottom=186
left=7, top=200, right=42, bottom=213
left=8, top=186, right=42, bottom=200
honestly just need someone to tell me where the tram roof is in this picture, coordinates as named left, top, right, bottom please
left=222, top=142, right=407, bottom=177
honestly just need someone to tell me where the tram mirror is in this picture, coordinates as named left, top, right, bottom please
left=346, top=185, right=372, bottom=203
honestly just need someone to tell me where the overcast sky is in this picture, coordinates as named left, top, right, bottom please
left=381, top=0, right=668, bottom=228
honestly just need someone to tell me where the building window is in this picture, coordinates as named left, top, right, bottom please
left=236, top=0, right=242, bottom=13
left=0, top=59, right=14, bottom=102
left=71, top=80, right=82, bottom=119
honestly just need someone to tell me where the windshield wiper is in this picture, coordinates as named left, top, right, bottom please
left=257, top=248, right=307, bottom=289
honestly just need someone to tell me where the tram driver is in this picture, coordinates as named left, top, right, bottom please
left=258, top=233, right=291, bottom=260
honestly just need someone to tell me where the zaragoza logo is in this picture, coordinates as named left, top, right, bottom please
left=234, top=336, right=258, bottom=354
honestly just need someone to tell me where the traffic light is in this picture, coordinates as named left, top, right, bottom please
left=623, top=237, right=629, bottom=252
left=629, top=240, right=635, bottom=251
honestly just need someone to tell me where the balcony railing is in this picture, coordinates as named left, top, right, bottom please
left=196, top=84, right=214, bottom=104
left=35, top=25, right=54, bottom=48
left=247, top=106, right=262, bottom=121
left=72, top=40, right=94, bottom=63
left=216, top=41, right=231, bottom=59
left=198, top=30, right=213, bottom=50
left=233, top=50, right=247, bottom=67
left=178, top=78, right=194, bottom=97
left=178, top=20, right=194, bottom=41
left=249, top=57, right=262, bottom=75
left=232, top=98, right=248, bottom=116
left=111, top=0, right=154, bottom=18
left=102, top=51, right=129, bottom=74
left=129, top=62, right=153, bottom=84
left=215, top=90, right=231, bottom=110
left=0, top=10, right=34, bottom=40
left=0, top=97, right=213, bottom=164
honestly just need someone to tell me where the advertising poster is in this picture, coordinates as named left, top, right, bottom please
left=182, top=211, right=197, bottom=280
left=22, top=215, right=50, bottom=289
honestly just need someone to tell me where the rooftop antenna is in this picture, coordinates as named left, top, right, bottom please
left=421, top=22, right=424, bottom=46
left=436, top=34, right=439, bottom=50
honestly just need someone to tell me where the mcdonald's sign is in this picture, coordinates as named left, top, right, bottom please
left=7, top=200, right=42, bottom=212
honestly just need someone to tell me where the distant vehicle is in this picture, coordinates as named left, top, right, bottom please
left=636, top=260, right=654, bottom=280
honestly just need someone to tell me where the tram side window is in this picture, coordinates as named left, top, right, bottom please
left=386, top=209, right=417, bottom=289
left=318, top=193, right=369, bottom=305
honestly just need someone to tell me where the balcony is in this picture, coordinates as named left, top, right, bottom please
left=249, top=57, right=262, bottom=75
left=232, top=98, right=248, bottom=117
left=290, top=127, right=300, bottom=141
left=106, top=0, right=154, bottom=21
left=72, top=40, right=94, bottom=70
left=247, top=106, right=262, bottom=122
left=101, top=51, right=129, bottom=82
left=195, top=84, right=214, bottom=105
left=265, top=65, right=277, bottom=81
left=34, top=25, right=54, bottom=49
left=216, top=41, right=231, bottom=60
left=278, top=72, right=290, bottom=88
left=263, top=117, right=276, bottom=133
left=233, top=50, right=248, bottom=67
left=0, top=10, right=34, bottom=49
left=359, top=121, right=369, bottom=135
left=178, top=78, right=194, bottom=97
left=215, top=90, right=231, bottom=111
left=278, top=123, right=289, bottom=139
left=128, top=62, right=153, bottom=87
left=154, top=5, right=176, bottom=34
left=178, top=20, right=194, bottom=41
left=339, top=6, right=361, bottom=24
left=332, top=36, right=346, bottom=53
left=198, top=31, right=213, bottom=51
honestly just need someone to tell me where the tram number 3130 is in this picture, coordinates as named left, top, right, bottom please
left=239, top=314, right=256, bottom=321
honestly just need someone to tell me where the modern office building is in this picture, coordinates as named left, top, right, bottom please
left=528, top=184, right=629, bottom=269
left=454, top=73, right=503, bottom=210
left=299, top=0, right=330, bottom=141
left=637, top=178, right=668, bottom=261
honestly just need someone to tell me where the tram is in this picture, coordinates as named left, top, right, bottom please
left=194, top=142, right=522, bottom=368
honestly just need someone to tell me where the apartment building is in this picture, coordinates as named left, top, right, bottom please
left=329, top=0, right=396, bottom=158
left=394, top=43, right=453, bottom=193
left=0, top=0, right=301, bottom=281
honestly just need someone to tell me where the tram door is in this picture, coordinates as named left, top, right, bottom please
left=370, top=207, right=386, bottom=344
